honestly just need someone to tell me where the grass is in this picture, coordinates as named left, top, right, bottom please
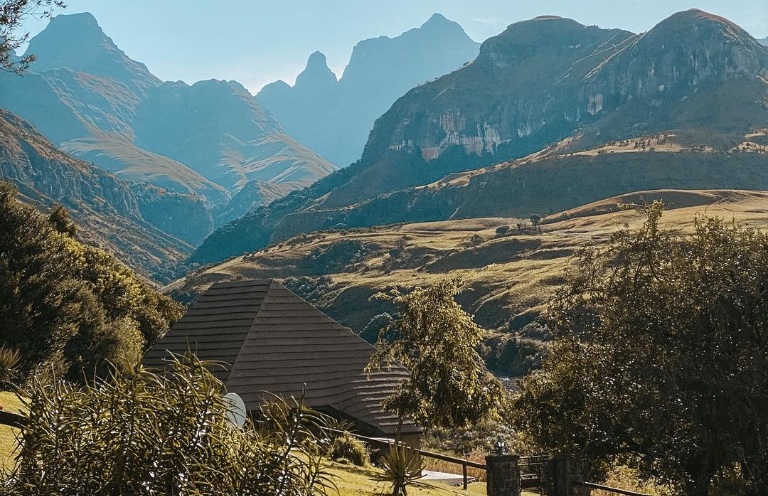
left=328, top=461, right=486, bottom=496
left=0, top=391, right=24, bottom=472
left=167, top=189, right=768, bottom=336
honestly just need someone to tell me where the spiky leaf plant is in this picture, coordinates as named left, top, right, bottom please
left=374, top=445, right=425, bottom=496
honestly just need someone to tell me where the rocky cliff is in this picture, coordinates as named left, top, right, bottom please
left=0, top=109, right=193, bottom=279
left=0, top=12, right=337, bottom=247
left=257, top=13, right=480, bottom=167
left=191, top=9, right=768, bottom=265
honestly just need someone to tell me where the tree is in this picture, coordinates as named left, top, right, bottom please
left=1, top=0, right=65, bottom=73
left=529, top=214, right=541, bottom=229
left=0, top=182, right=182, bottom=382
left=511, top=203, right=768, bottom=496
left=48, top=204, right=76, bottom=237
left=367, top=278, right=505, bottom=494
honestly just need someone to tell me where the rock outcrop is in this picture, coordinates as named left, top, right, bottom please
left=0, top=109, right=193, bottom=279
left=256, top=13, right=480, bottom=167
left=191, top=10, right=768, bottom=265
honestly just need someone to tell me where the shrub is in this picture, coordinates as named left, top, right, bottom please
left=328, top=434, right=369, bottom=467
left=0, top=347, right=20, bottom=384
left=2, top=353, right=335, bottom=495
left=374, top=446, right=424, bottom=496
left=495, top=225, right=510, bottom=236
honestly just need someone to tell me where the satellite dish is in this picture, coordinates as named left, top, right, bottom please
left=224, top=392, right=247, bottom=428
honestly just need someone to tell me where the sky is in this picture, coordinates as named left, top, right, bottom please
left=18, top=0, right=768, bottom=94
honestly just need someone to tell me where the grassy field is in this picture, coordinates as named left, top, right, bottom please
left=168, top=189, right=768, bottom=336
left=0, top=391, right=24, bottom=472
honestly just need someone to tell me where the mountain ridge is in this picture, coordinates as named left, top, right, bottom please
left=256, top=13, right=480, bottom=167
left=1, top=12, right=337, bottom=244
left=0, top=108, right=195, bottom=280
left=191, top=9, right=768, bottom=265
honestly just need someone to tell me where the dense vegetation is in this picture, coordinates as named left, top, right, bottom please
left=0, top=182, right=183, bottom=382
left=2, top=354, right=334, bottom=495
left=512, top=203, right=768, bottom=495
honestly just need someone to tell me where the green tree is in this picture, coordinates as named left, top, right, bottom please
left=0, top=182, right=182, bottom=382
left=511, top=203, right=768, bottom=496
left=367, top=278, right=505, bottom=494
left=1, top=0, right=65, bottom=73
left=48, top=204, right=76, bottom=237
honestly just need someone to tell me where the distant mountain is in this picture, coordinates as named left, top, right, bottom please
left=0, top=109, right=197, bottom=280
left=132, top=79, right=336, bottom=192
left=0, top=12, right=336, bottom=242
left=760, top=36, right=768, bottom=46
left=257, top=14, right=480, bottom=167
left=24, top=12, right=160, bottom=97
left=192, top=9, right=768, bottom=264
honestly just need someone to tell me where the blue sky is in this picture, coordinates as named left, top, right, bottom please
left=19, top=0, right=768, bottom=93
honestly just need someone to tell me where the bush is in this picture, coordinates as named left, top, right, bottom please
left=0, top=347, right=20, bottom=384
left=328, top=434, right=369, bottom=467
left=2, top=353, right=335, bottom=495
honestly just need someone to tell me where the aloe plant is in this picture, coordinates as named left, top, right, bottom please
left=374, top=445, right=425, bottom=496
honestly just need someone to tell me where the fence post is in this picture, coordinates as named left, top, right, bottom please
left=546, top=455, right=587, bottom=496
left=463, top=462, right=468, bottom=490
left=485, top=454, right=520, bottom=496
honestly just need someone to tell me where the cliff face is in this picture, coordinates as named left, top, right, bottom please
left=256, top=13, right=480, bottom=167
left=0, top=11, right=337, bottom=248
left=0, top=109, right=192, bottom=279
left=191, top=10, right=768, bottom=265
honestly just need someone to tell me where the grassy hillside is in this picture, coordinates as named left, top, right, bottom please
left=169, top=189, right=768, bottom=338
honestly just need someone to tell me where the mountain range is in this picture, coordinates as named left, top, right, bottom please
left=256, top=13, right=480, bottom=167
left=191, top=9, right=768, bottom=265
left=0, top=12, right=336, bottom=239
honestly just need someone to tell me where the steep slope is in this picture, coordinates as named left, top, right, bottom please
left=132, top=79, right=336, bottom=192
left=23, top=11, right=160, bottom=97
left=257, top=14, right=480, bottom=167
left=1, top=12, right=337, bottom=239
left=192, top=9, right=768, bottom=264
left=0, top=108, right=194, bottom=280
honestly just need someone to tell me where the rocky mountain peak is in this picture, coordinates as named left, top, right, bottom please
left=295, top=51, right=337, bottom=90
left=24, top=12, right=160, bottom=95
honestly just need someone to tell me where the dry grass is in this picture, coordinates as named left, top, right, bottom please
left=421, top=448, right=488, bottom=482
left=167, top=189, right=768, bottom=335
left=0, top=391, right=24, bottom=473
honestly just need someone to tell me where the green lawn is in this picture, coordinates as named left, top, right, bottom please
left=328, top=461, right=487, bottom=496
left=0, top=391, right=24, bottom=473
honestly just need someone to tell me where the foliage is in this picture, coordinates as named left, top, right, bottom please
left=1, top=354, right=335, bottom=495
left=511, top=202, right=768, bottom=496
left=47, top=204, right=76, bottom=237
left=328, top=434, right=369, bottom=467
left=483, top=336, right=542, bottom=377
left=0, top=182, right=183, bottom=382
left=374, top=446, right=425, bottom=496
left=368, top=278, right=505, bottom=437
left=0, top=348, right=20, bottom=385
left=0, top=0, right=64, bottom=73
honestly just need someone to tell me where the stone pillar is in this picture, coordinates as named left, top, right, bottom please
left=485, top=454, right=520, bottom=496
left=545, top=455, right=587, bottom=496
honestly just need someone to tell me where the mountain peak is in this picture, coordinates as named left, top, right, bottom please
left=295, top=51, right=337, bottom=90
left=24, top=12, right=160, bottom=94
left=422, top=13, right=449, bottom=27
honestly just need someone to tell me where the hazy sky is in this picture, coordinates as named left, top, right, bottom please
left=19, top=0, right=768, bottom=93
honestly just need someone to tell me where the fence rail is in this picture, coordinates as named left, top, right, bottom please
left=322, top=427, right=483, bottom=489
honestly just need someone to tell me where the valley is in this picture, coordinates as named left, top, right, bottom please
left=169, top=188, right=768, bottom=337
